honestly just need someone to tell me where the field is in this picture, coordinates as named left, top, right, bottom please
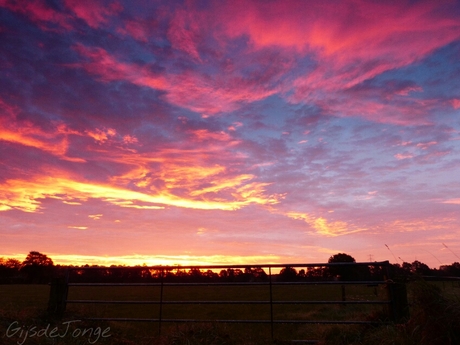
left=1, top=281, right=459, bottom=344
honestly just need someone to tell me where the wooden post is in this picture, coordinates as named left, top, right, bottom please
left=47, top=277, right=68, bottom=319
left=387, top=282, right=409, bottom=323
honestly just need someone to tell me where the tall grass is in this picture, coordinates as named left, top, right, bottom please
left=317, top=279, right=460, bottom=345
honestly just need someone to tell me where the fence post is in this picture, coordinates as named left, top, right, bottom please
left=387, top=281, right=409, bottom=323
left=341, top=285, right=346, bottom=306
left=47, top=276, right=68, bottom=319
left=269, top=266, right=274, bottom=340
left=158, top=268, right=164, bottom=335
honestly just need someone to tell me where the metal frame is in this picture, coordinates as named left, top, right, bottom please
left=51, top=261, right=399, bottom=342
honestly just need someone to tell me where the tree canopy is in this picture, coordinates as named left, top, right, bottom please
left=22, top=251, right=54, bottom=267
left=328, top=253, right=356, bottom=263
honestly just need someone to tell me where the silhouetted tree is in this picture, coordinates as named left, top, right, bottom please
left=204, top=269, right=219, bottom=281
left=440, top=262, right=460, bottom=277
left=219, top=268, right=243, bottom=282
left=306, top=266, right=329, bottom=280
left=219, top=269, right=228, bottom=280
left=327, top=253, right=360, bottom=280
left=242, top=267, right=268, bottom=281
left=278, top=266, right=298, bottom=282
left=188, top=268, right=204, bottom=282
left=328, top=253, right=356, bottom=264
left=410, top=260, right=431, bottom=276
left=0, top=258, right=21, bottom=283
left=20, top=251, right=54, bottom=283
left=298, top=269, right=306, bottom=279
left=252, top=267, right=268, bottom=281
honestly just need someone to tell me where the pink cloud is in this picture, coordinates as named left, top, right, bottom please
left=395, top=153, right=414, bottom=160
left=63, top=0, right=122, bottom=29
left=167, top=9, right=202, bottom=61
left=190, top=129, right=235, bottom=143
left=206, top=0, right=460, bottom=122
left=73, top=44, right=278, bottom=114
left=453, top=99, right=460, bottom=109
left=218, top=0, right=460, bottom=58
left=416, top=141, right=437, bottom=150
left=73, top=44, right=168, bottom=89
left=0, top=0, right=72, bottom=30
left=58, top=1, right=460, bottom=121
left=315, top=95, right=438, bottom=125
left=117, top=19, right=150, bottom=42
left=443, top=199, right=460, bottom=205
left=0, top=0, right=123, bottom=31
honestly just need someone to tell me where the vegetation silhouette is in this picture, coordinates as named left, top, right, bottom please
left=1, top=251, right=460, bottom=284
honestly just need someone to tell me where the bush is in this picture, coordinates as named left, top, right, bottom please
left=405, top=280, right=460, bottom=345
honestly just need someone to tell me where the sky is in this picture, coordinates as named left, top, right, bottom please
left=1, top=0, right=460, bottom=268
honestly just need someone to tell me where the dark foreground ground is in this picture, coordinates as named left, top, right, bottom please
left=1, top=280, right=459, bottom=344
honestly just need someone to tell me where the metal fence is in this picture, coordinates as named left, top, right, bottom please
left=48, top=261, right=408, bottom=342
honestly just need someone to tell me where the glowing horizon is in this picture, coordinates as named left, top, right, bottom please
left=1, top=0, right=460, bottom=269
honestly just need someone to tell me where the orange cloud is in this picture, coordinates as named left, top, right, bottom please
left=442, top=199, right=460, bottom=205
left=0, top=100, right=71, bottom=157
left=103, top=145, right=281, bottom=207
left=85, top=127, right=117, bottom=143
left=395, top=153, right=414, bottom=160
left=191, top=129, right=235, bottom=142
left=0, top=169, right=280, bottom=213
left=286, top=211, right=362, bottom=236
left=0, top=98, right=141, bottom=162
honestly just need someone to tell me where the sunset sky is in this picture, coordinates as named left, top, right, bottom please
left=1, top=0, right=460, bottom=268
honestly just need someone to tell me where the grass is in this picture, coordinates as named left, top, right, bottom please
left=1, top=280, right=459, bottom=344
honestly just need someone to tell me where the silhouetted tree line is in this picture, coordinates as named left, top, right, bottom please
left=1, top=251, right=460, bottom=284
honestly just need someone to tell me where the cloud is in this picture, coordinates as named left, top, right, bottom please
left=285, top=211, right=363, bottom=237
left=395, top=153, right=414, bottom=160
left=68, top=226, right=88, bottom=230
left=0, top=99, right=81, bottom=161
left=442, top=199, right=460, bottom=205
left=214, top=0, right=460, bottom=122
left=0, top=0, right=123, bottom=31
left=63, top=0, right=122, bottom=29
left=453, top=99, right=460, bottom=109
left=72, top=43, right=279, bottom=114
left=167, top=8, right=202, bottom=61
left=9, top=1, right=458, bottom=123
left=0, top=0, right=73, bottom=30
left=0, top=166, right=281, bottom=213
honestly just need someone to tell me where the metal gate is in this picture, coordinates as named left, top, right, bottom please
left=48, top=261, right=408, bottom=343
